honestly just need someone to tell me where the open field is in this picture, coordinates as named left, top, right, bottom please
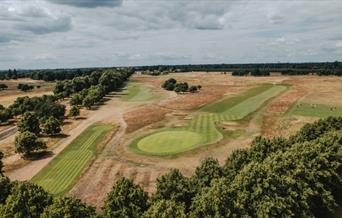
left=0, top=79, right=53, bottom=106
left=31, top=124, right=113, bottom=195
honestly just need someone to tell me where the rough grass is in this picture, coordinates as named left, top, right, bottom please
left=31, top=124, right=113, bottom=195
left=122, top=82, right=153, bottom=102
left=287, top=102, right=342, bottom=118
left=131, top=85, right=287, bottom=156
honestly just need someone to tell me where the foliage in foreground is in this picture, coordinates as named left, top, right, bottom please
left=0, top=116, right=341, bottom=217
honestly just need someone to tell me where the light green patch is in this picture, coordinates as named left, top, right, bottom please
left=31, top=124, right=113, bottom=195
left=131, top=84, right=287, bottom=156
left=137, top=131, right=203, bottom=155
left=287, top=102, right=342, bottom=118
left=122, top=82, right=153, bottom=102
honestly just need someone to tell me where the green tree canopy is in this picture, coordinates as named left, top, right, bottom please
left=153, top=169, right=194, bottom=209
left=17, top=112, right=41, bottom=134
left=41, top=116, right=62, bottom=136
left=0, top=176, right=12, bottom=204
left=0, top=182, right=52, bottom=218
left=41, top=196, right=96, bottom=218
left=15, top=131, right=46, bottom=156
left=102, top=177, right=149, bottom=218
left=143, top=200, right=186, bottom=218
left=191, top=157, right=223, bottom=191
left=69, top=106, right=80, bottom=118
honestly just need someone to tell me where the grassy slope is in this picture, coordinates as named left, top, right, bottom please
left=287, top=102, right=342, bottom=118
left=122, top=82, right=153, bottom=102
left=31, top=124, right=113, bottom=195
left=132, top=85, right=287, bottom=156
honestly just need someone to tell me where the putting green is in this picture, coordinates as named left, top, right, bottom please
left=137, top=131, right=203, bottom=155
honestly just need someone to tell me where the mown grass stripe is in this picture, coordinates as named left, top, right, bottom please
left=32, top=124, right=113, bottom=195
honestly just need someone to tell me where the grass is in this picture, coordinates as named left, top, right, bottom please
left=31, top=124, right=113, bottom=195
left=131, top=84, right=287, bottom=156
left=287, top=102, right=342, bottom=118
left=137, top=131, right=203, bottom=155
left=122, top=82, right=153, bottom=102
left=201, top=84, right=273, bottom=113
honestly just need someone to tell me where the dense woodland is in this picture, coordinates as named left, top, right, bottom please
left=0, top=116, right=341, bottom=217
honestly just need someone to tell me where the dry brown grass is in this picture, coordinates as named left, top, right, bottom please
left=0, top=79, right=54, bottom=106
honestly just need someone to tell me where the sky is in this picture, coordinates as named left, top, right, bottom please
left=0, top=0, right=342, bottom=70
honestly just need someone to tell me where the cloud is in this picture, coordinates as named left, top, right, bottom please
left=17, top=16, right=72, bottom=34
left=46, top=0, right=122, bottom=8
left=0, top=2, right=72, bottom=39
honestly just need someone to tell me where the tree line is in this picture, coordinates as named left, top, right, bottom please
left=54, top=69, right=133, bottom=109
left=134, top=61, right=342, bottom=76
left=1, top=116, right=341, bottom=217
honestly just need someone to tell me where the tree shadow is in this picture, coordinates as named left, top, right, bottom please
left=24, top=150, right=54, bottom=160
left=49, top=133, right=69, bottom=139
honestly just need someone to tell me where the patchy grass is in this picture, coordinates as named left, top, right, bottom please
left=287, top=102, right=342, bottom=118
left=122, top=82, right=153, bottom=102
left=31, top=124, right=113, bottom=195
left=130, top=85, right=287, bottom=156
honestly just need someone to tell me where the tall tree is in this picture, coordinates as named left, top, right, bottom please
left=102, top=177, right=149, bottom=218
left=41, top=197, right=96, bottom=218
left=17, top=112, right=41, bottom=134
left=143, top=200, right=186, bottom=218
left=0, top=176, right=12, bottom=204
left=0, top=182, right=52, bottom=218
left=153, top=169, right=194, bottom=209
left=15, top=131, right=46, bottom=156
left=41, top=116, right=62, bottom=136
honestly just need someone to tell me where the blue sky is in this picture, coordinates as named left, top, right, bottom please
left=0, top=0, right=341, bottom=69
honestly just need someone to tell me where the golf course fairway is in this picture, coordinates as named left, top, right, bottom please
left=132, top=84, right=287, bottom=156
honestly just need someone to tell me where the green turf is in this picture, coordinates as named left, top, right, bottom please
left=287, top=102, right=342, bottom=118
left=132, top=84, right=287, bottom=156
left=31, top=124, right=113, bottom=195
left=201, top=84, right=273, bottom=113
left=122, top=82, right=153, bottom=101
left=137, top=131, right=203, bottom=155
